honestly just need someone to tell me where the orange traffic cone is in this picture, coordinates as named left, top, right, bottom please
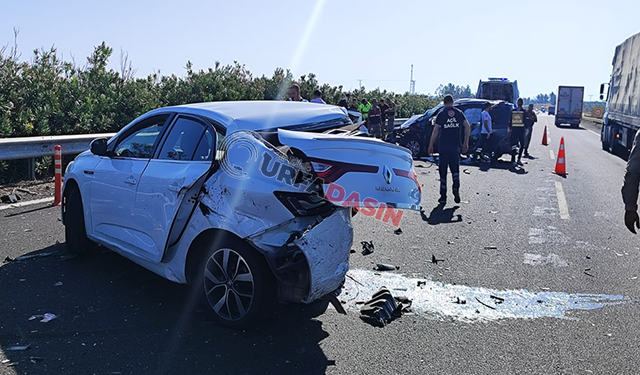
left=541, top=125, right=548, bottom=146
left=554, top=137, right=567, bottom=176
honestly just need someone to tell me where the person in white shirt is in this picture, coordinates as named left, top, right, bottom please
left=287, top=83, right=308, bottom=102
left=475, top=102, right=493, bottom=163
left=310, top=90, right=326, bottom=104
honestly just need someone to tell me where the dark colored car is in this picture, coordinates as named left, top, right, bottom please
left=393, top=99, right=513, bottom=159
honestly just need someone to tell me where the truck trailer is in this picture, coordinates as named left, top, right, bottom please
left=555, top=86, right=584, bottom=128
left=600, top=31, right=640, bottom=154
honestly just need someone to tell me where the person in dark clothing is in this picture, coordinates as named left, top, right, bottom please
left=368, top=99, right=383, bottom=139
left=428, top=95, right=471, bottom=205
left=379, top=100, right=389, bottom=139
left=509, top=98, right=526, bottom=167
left=523, top=103, right=538, bottom=157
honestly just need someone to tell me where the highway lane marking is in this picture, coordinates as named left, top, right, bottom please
left=550, top=149, right=555, bottom=160
left=0, top=197, right=54, bottom=211
left=586, top=129, right=600, bottom=137
left=555, top=181, right=570, bottom=220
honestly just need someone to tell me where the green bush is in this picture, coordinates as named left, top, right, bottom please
left=0, top=41, right=440, bottom=182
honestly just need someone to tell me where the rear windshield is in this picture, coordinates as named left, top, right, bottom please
left=478, top=83, right=515, bottom=103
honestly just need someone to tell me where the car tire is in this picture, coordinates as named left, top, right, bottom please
left=197, top=239, right=274, bottom=328
left=403, top=137, right=422, bottom=158
left=65, top=188, right=93, bottom=255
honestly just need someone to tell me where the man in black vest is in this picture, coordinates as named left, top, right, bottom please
left=428, top=95, right=471, bottom=205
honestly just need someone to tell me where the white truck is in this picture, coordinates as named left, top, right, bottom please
left=600, top=31, right=640, bottom=155
left=554, top=86, right=584, bottom=128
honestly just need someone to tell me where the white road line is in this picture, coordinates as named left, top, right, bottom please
left=555, top=181, right=570, bottom=220
left=0, top=197, right=54, bottom=211
left=550, top=149, right=555, bottom=160
left=587, top=129, right=600, bottom=137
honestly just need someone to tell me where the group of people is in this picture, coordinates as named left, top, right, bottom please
left=428, top=95, right=538, bottom=205
left=286, top=83, right=397, bottom=141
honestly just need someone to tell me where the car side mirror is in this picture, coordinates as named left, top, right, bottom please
left=90, top=138, right=109, bottom=156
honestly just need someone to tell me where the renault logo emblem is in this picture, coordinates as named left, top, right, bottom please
left=383, top=166, right=392, bottom=184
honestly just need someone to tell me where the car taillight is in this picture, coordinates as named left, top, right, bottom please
left=393, top=168, right=421, bottom=193
left=309, top=157, right=378, bottom=183
left=274, top=192, right=334, bottom=217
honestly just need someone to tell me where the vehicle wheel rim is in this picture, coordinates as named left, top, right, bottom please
left=203, top=248, right=254, bottom=321
left=406, top=140, right=420, bottom=156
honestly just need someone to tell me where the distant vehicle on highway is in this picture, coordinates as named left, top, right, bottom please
left=600, top=31, right=640, bottom=155
left=476, top=78, right=519, bottom=104
left=548, top=106, right=556, bottom=115
left=541, top=107, right=546, bottom=113
left=393, top=99, right=513, bottom=159
left=555, top=86, right=584, bottom=128
left=61, top=101, right=420, bottom=327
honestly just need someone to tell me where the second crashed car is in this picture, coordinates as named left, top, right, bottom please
left=62, top=101, right=421, bottom=326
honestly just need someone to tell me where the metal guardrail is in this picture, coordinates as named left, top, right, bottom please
left=0, top=133, right=115, bottom=180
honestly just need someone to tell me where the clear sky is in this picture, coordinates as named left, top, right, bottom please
left=3, top=0, right=640, bottom=99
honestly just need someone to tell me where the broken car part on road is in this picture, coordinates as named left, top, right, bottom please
left=359, top=286, right=412, bottom=327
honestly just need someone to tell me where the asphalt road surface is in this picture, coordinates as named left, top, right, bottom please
left=1, top=114, right=639, bottom=375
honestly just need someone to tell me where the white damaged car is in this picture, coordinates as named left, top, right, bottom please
left=62, top=101, right=421, bottom=326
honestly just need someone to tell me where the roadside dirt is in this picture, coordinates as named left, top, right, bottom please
left=0, top=178, right=55, bottom=204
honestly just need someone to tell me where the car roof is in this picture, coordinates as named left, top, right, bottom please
left=144, top=101, right=352, bottom=132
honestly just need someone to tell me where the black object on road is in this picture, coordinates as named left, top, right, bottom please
left=360, top=287, right=412, bottom=327
left=1, top=194, right=21, bottom=203
left=431, top=254, right=445, bottom=264
left=374, top=263, right=399, bottom=271
left=361, top=241, right=375, bottom=255
left=394, top=228, right=403, bottom=235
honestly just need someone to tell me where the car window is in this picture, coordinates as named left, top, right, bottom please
left=463, top=108, right=482, bottom=124
left=114, top=117, right=167, bottom=158
left=193, top=129, right=215, bottom=161
left=158, top=117, right=207, bottom=161
left=215, top=131, right=226, bottom=161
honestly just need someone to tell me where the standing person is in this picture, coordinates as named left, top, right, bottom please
left=310, top=89, right=326, bottom=104
left=368, top=99, right=383, bottom=139
left=523, top=103, right=538, bottom=156
left=379, top=99, right=389, bottom=139
left=428, top=95, right=471, bottom=204
left=288, top=83, right=308, bottom=102
left=509, top=98, right=526, bottom=167
left=358, top=99, right=372, bottom=126
left=349, top=98, right=359, bottom=111
left=474, top=102, right=493, bottom=163
left=385, top=98, right=396, bottom=141
left=623, top=131, right=640, bottom=233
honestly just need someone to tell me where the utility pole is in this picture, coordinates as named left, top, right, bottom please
left=588, top=94, right=593, bottom=102
left=409, top=65, right=416, bottom=94
left=357, top=79, right=363, bottom=90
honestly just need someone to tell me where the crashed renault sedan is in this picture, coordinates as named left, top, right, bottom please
left=62, top=101, right=421, bottom=326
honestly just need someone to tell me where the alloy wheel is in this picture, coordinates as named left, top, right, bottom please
left=406, top=140, right=421, bottom=157
left=203, top=248, right=255, bottom=322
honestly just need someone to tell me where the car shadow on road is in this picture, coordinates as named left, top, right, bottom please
left=463, top=159, right=529, bottom=174
left=421, top=204, right=462, bottom=225
left=0, top=243, right=332, bottom=375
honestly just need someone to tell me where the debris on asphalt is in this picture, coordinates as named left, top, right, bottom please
left=361, top=241, right=375, bottom=255
left=463, top=169, right=471, bottom=174
left=417, top=281, right=426, bottom=287
left=490, top=295, right=505, bottom=304
left=586, top=255, right=591, bottom=259
left=454, top=297, right=467, bottom=304
left=394, top=228, right=403, bottom=235
left=447, top=240, right=454, bottom=244
left=29, top=356, right=44, bottom=363
left=374, top=263, right=399, bottom=271
left=53, top=281, right=63, bottom=287
left=484, top=246, right=498, bottom=250
left=431, top=255, right=445, bottom=264
left=584, top=269, right=595, bottom=277
left=15, top=251, right=57, bottom=261
left=322, top=293, right=346, bottom=315
left=3, top=256, right=13, bottom=263
left=346, top=274, right=365, bottom=287
left=359, top=286, right=412, bottom=327
left=29, top=313, right=58, bottom=323
left=489, top=210, right=499, bottom=214
left=1, top=194, right=21, bottom=203
left=6, top=344, right=30, bottom=351
left=475, top=297, right=496, bottom=310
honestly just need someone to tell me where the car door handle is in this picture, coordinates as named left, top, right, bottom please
left=124, top=176, right=137, bottom=185
left=168, top=184, right=183, bottom=193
